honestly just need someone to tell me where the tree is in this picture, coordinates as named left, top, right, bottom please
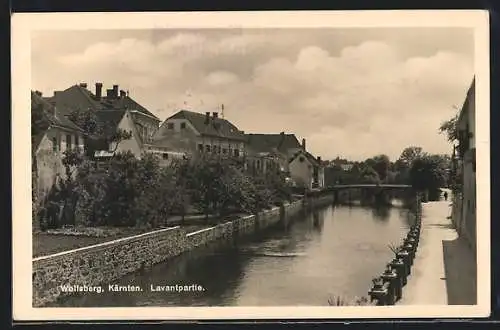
left=371, top=154, right=391, bottom=182
left=359, top=165, right=380, bottom=184
left=398, top=146, right=425, bottom=167
left=31, top=103, right=49, bottom=145
left=132, top=154, right=180, bottom=228
left=439, top=114, right=459, bottom=143
left=68, top=107, right=101, bottom=137
left=409, top=154, right=448, bottom=200
left=68, top=107, right=132, bottom=157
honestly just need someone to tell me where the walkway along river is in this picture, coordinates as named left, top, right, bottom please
left=51, top=201, right=417, bottom=307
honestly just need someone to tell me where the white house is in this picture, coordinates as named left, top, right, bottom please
left=288, top=149, right=325, bottom=190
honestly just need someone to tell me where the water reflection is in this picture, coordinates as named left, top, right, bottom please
left=371, top=205, right=390, bottom=222
left=54, top=203, right=411, bottom=307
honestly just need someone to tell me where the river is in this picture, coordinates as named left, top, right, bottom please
left=52, top=202, right=416, bottom=307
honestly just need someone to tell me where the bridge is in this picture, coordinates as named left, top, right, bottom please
left=328, top=184, right=412, bottom=190
left=307, top=184, right=416, bottom=207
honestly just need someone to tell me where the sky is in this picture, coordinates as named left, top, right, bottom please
left=31, top=28, right=474, bottom=161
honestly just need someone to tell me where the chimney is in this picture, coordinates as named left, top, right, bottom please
left=35, top=90, right=42, bottom=97
left=212, top=112, right=218, bottom=119
left=280, top=131, right=285, bottom=136
left=119, top=90, right=126, bottom=98
left=302, top=138, right=306, bottom=150
left=112, top=85, right=119, bottom=98
left=205, top=112, right=210, bottom=124
left=95, top=82, right=103, bottom=99
left=79, top=82, right=88, bottom=89
left=317, top=156, right=321, bottom=163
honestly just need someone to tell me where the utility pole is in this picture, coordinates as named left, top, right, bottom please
left=221, top=103, right=225, bottom=119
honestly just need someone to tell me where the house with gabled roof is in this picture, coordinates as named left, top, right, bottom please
left=154, top=110, right=247, bottom=159
left=288, top=149, right=325, bottom=190
left=45, top=82, right=181, bottom=161
left=31, top=91, right=85, bottom=230
left=244, top=132, right=305, bottom=174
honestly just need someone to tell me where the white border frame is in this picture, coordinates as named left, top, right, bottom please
left=12, top=10, right=490, bottom=320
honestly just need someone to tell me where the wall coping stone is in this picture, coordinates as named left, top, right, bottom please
left=33, top=226, right=180, bottom=262
left=186, top=226, right=217, bottom=237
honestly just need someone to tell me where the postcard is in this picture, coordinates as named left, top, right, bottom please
left=12, top=10, right=490, bottom=320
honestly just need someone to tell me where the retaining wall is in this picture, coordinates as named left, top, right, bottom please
left=32, top=226, right=185, bottom=307
left=33, top=199, right=306, bottom=307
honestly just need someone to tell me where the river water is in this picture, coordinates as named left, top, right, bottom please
left=53, top=202, right=415, bottom=307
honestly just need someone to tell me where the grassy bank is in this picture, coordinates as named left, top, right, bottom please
left=32, top=224, right=212, bottom=258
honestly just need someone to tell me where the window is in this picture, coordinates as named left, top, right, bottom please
left=206, top=145, right=211, bottom=152
left=167, top=123, right=174, bottom=129
left=198, top=144, right=204, bottom=152
left=66, top=134, right=71, bottom=151
left=222, top=148, right=227, bottom=154
left=234, top=149, right=240, bottom=157
left=180, top=122, right=186, bottom=129
left=162, top=153, right=169, bottom=160
left=75, top=135, right=80, bottom=151
left=52, top=137, right=58, bottom=152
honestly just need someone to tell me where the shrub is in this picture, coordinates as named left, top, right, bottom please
left=45, top=152, right=294, bottom=229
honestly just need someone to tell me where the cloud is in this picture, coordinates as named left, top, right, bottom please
left=32, top=29, right=474, bottom=161
left=205, top=71, right=240, bottom=86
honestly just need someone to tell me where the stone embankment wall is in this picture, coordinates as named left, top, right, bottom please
left=367, top=194, right=423, bottom=306
left=33, top=199, right=304, bottom=307
left=304, top=194, right=334, bottom=210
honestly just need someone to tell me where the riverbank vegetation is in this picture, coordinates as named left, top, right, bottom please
left=325, top=146, right=451, bottom=201
left=35, top=151, right=293, bottom=233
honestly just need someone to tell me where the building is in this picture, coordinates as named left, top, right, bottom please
left=243, top=132, right=303, bottom=174
left=243, top=132, right=325, bottom=188
left=154, top=110, right=247, bottom=159
left=452, top=77, right=476, bottom=250
left=89, top=109, right=143, bottom=158
left=245, top=134, right=289, bottom=176
left=31, top=91, right=85, bottom=230
left=288, top=149, right=325, bottom=190
left=45, top=82, right=173, bottom=159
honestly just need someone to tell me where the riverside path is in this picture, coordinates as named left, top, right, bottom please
left=398, top=190, right=477, bottom=305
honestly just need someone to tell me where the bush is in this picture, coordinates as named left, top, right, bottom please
left=43, top=152, right=293, bottom=229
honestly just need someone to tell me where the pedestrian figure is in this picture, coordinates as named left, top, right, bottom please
left=443, top=191, right=448, bottom=201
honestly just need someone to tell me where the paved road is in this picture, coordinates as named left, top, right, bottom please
left=398, top=193, right=477, bottom=305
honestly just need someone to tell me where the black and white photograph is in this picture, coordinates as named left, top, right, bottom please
left=12, top=10, right=490, bottom=320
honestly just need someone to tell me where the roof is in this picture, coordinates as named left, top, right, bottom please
left=458, top=76, right=475, bottom=123
left=167, top=110, right=246, bottom=141
left=32, top=91, right=84, bottom=133
left=46, top=84, right=160, bottom=121
left=103, top=95, right=159, bottom=121
left=94, top=110, right=128, bottom=138
left=32, top=91, right=84, bottom=152
left=245, top=133, right=302, bottom=153
left=289, top=149, right=321, bottom=167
